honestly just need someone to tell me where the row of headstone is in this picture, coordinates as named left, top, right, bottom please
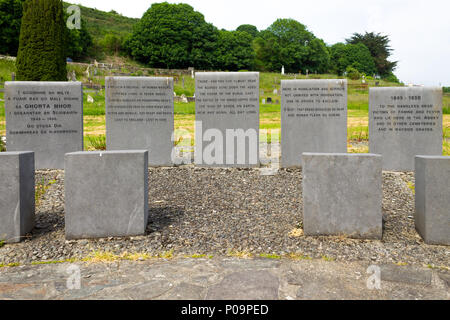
left=301, top=153, right=449, bottom=244
left=3, top=74, right=443, bottom=170
left=1, top=151, right=448, bottom=243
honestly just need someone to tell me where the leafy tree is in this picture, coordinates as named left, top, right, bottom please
left=330, top=42, right=377, bottom=76
left=16, top=0, right=67, bottom=81
left=100, top=34, right=123, bottom=55
left=346, top=32, right=397, bottom=76
left=236, top=24, right=259, bottom=38
left=125, top=2, right=219, bottom=69
left=214, top=30, right=255, bottom=70
left=0, top=0, right=25, bottom=55
left=254, top=19, right=329, bottom=73
left=0, top=0, right=93, bottom=61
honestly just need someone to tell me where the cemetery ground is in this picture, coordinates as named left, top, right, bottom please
left=0, top=64, right=449, bottom=299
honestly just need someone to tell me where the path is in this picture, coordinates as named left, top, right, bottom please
left=0, top=257, right=448, bottom=300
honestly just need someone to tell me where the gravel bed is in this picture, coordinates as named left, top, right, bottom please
left=0, top=167, right=448, bottom=268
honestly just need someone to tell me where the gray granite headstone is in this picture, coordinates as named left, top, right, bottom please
left=0, top=151, right=35, bottom=243
left=369, top=87, right=442, bottom=171
left=414, top=156, right=449, bottom=245
left=302, top=153, right=383, bottom=239
left=106, top=77, right=174, bottom=166
left=195, top=72, right=259, bottom=167
left=5, top=82, right=83, bottom=169
left=281, top=79, right=347, bottom=167
left=64, top=150, right=149, bottom=239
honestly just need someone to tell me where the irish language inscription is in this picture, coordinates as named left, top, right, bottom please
left=5, top=82, right=83, bottom=169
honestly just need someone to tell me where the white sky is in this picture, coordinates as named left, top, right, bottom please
left=74, top=0, right=450, bottom=86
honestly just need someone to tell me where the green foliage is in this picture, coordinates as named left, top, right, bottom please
left=443, top=87, right=450, bottom=94
left=0, top=0, right=24, bottom=55
left=346, top=32, right=397, bottom=77
left=330, top=42, right=377, bottom=76
left=16, top=0, right=67, bottom=81
left=346, top=66, right=361, bottom=80
left=383, top=72, right=401, bottom=84
left=126, top=2, right=219, bottom=69
left=86, top=135, right=106, bottom=150
left=63, top=2, right=138, bottom=43
left=100, top=34, right=123, bottom=56
left=254, top=19, right=329, bottom=73
left=0, top=58, right=16, bottom=81
left=65, top=17, right=93, bottom=60
left=214, top=30, right=255, bottom=70
left=0, top=1, right=94, bottom=62
left=236, top=24, right=259, bottom=38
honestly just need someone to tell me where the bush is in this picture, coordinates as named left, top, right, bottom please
left=383, top=72, right=401, bottom=84
left=346, top=66, right=361, bottom=80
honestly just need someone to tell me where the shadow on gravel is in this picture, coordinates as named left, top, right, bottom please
left=146, top=206, right=186, bottom=234
left=30, top=211, right=65, bottom=240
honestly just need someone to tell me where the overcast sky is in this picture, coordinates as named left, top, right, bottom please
left=74, top=0, right=449, bottom=86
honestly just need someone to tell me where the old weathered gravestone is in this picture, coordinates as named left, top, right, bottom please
left=302, top=153, right=383, bottom=239
left=369, top=87, right=442, bottom=171
left=5, top=82, right=83, bottom=169
left=65, top=150, right=149, bottom=239
left=106, top=77, right=174, bottom=166
left=0, top=152, right=35, bottom=243
left=281, top=80, right=347, bottom=167
left=195, top=72, right=259, bottom=167
left=414, top=156, right=450, bottom=245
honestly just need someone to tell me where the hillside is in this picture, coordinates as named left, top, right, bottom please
left=63, top=2, right=139, bottom=42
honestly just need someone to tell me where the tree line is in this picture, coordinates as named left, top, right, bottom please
left=0, top=0, right=399, bottom=82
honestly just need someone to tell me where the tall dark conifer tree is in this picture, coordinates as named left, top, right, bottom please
left=16, top=0, right=66, bottom=81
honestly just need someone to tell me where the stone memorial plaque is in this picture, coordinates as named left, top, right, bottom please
left=414, top=156, right=450, bottom=245
left=302, top=153, right=383, bottom=239
left=0, top=152, right=35, bottom=243
left=369, top=87, right=442, bottom=171
left=65, top=150, right=149, bottom=239
left=5, top=82, right=83, bottom=169
left=106, top=77, right=174, bottom=166
left=281, top=79, right=347, bottom=167
left=195, top=72, right=259, bottom=167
